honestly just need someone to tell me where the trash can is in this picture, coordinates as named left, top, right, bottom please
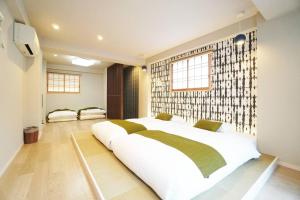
left=24, top=126, right=39, bottom=144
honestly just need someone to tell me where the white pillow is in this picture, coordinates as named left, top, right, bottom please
left=217, top=123, right=235, bottom=133
left=171, top=115, right=186, bottom=124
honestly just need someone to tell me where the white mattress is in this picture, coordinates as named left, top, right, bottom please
left=112, top=121, right=260, bottom=199
left=91, top=117, right=260, bottom=199
left=48, top=117, right=77, bottom=123
left=48, top=110, right=78, bottom=122
left=79, top=114, right=106, bottom=120
left=91, top=117, right=178, bottom=149
left=80, top=108, right=106, bottom=115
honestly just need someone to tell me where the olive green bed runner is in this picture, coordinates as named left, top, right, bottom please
left=133, top=130, right=226, bottom=178
left=110, top=120, right=147, bottom=134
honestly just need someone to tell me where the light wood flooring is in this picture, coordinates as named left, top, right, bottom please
left=0, top=120, right=299, bottom=200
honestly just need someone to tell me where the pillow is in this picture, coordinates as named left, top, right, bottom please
left=194, top=120, right=222, bottom=132
left=217, top=123, right=235, bottom=133
left=155, top=113, right=173, bottom=121
left=171, top=115, right=186, bottom=124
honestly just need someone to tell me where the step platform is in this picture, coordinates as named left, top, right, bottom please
left=72, top=132, right=277, bottom=200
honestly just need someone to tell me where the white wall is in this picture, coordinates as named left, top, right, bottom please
left=46, top=65, right=106, bottom=114
left=257, top=9, right=300, bottom=169
left=0, top=1, right=25, bottom=175
left=23, top=52, right=43, bottom=128
left=0, top=0, right=44, bottom=176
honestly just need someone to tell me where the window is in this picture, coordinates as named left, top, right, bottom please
left=171, top=52, right=212, bottom=91
left=47, top=72, right=80, bottom=93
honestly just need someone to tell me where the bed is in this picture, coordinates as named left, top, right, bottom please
left=47, top=109, right=78, bottom=123
left=91, top=117, right=186, bottom=150
left=78, top=107, right=106, bottom=120
left=91, top=117, right=260, bottom=199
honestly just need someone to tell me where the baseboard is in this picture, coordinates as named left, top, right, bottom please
left=279, top=161, right=300, bottom=171
left=242, top=156, right=278, bottom=200
left=0, top=143, right=23, bottom=178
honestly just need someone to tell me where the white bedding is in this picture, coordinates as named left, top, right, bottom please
left=111, top=121, right=261, bottom=200
left=48, top=117, right=78, bottom=123
left=48, top=110, right=78, bottom=122
left=80, top=108, right=106, bottom=115
left=91, top=117, right=181, bottom=149
left=79, top=114, right=106, bottom=120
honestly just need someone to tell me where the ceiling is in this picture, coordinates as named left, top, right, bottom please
left=43, top=50, right=113, bottom=69
left=23, top=0, right=258, bottom=65
left=252, top=0, right=300, bottom=20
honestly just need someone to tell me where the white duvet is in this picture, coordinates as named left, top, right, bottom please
left=111, top=121, right=260, bottom=200
left=91, top=118, right=260, bottom=199
left=91, top=117, right=182, bottom=149
left=48, top=110, right=77, bottom=122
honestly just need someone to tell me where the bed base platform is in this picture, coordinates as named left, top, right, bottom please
left=71, top=132, right=278, bottom=200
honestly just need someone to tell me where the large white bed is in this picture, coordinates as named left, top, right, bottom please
left=91, top=117, right=260, bottom=199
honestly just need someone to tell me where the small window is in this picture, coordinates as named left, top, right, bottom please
left=47, top=72, right=80, bottom=93
left=171, top=52, right=212, bottom=91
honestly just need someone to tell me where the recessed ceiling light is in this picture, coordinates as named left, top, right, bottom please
left=52, top=23, right=60, bottom=30
left=53, top=54, right=58, bottom=57
left=72, top=57, right=97, bottom=67
left=97, top=35, right=103, bottom=41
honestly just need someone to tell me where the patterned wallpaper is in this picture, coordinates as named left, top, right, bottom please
left=151, top=30, right=257, bottom=135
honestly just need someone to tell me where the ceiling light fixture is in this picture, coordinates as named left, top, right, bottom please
left=53, top=54, right=58, bottom=57
left=234, top=34, right=246, bottom=46
left=52, top=23, right=60, bottom=30
left=72, top=57, right=96, bottom=67
left=97, top=35, right=103, bottom=41
left=142, top=65, right=147, bottom=72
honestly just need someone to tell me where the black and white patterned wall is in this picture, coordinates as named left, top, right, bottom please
left=151, top=30, right=257, bottom=135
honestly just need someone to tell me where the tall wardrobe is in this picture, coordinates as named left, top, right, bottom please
left=107, top=63, right=139, bottom=119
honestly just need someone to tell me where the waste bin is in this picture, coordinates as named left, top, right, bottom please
left=24, top=126, right=39, bottom=144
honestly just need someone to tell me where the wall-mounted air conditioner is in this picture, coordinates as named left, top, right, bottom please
left=14, top=22, right=40, bottom=57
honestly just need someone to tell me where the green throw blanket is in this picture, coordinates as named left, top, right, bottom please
left=110, top=120, right=147, bottom=134
left=134, top=130, right=226, bottom=178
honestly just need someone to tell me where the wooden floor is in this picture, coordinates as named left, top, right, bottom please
left=0, top=120, right=299, bottom=200
left=255, top=166, right=300, bottom=200
left=0, top=119, right=103, bottom=200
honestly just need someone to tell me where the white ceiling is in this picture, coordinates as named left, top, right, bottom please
left=252, top=0, right=300, bottom=20
left=23, top=0, right=258, bottom=65
left=43, top=50, right=113, bottom=69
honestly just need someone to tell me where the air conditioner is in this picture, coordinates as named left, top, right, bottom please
left=14, top=22, right=40, bottom=57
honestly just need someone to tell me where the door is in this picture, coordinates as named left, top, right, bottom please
left=107, top=64, right=123, bottom=119
left=123, top=66, right=139, bottom=119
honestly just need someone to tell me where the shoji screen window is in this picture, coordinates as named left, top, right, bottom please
left=172, top=60, right=188, bottom=90
left=47, top=73, right=80, bottom=93
left=65, top=74, right=80, bottom=93
left=171, top=52, right=212, bottom=91
left=47, top=73, right=64, bottom=92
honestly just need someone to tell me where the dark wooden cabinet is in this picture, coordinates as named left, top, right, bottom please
left=107, top=64, right=124, bottom=119
left=107, top=64, right=139, bottom=119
